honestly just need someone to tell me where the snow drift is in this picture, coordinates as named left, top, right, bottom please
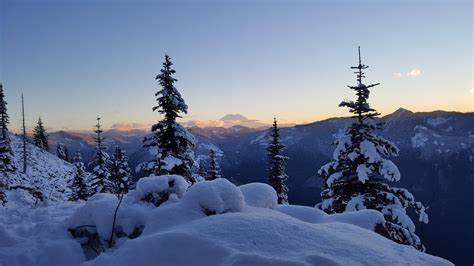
left=0, top=176, right=452, bottom=266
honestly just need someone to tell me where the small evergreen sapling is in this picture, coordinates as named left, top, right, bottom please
left=69, top=152, right=89, bottom=201
left=56, top=144, right=67, bottom=160
left=33, top=117, right=49, bottom=151
left=316, top=47, right=428, bottom=251
left=110, top=145, right=133, bottom=196
left=266, top=117, right=289, bottom=204
left=142, top=54, right=196, bottom=183
left=207, top=149, right=222, bottom=180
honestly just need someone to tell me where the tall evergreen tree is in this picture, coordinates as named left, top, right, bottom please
left=89, top=117, right=113, bottom=195
left=143, top=54, right=196, bottom=183
left=266, top=117, right=289, bottom=204
left=0, top=83, right=16, bottom=175
left=56, top=144, right=67, bottom=160
left=207, top=149, right=222, bottom=180
left=110, top=145, right=133, bottom=196
left=33, top=117, right=49, bottom=151
left=316, top=47, right=428, bottom=251
left=69, top=152, right=89, bottom=201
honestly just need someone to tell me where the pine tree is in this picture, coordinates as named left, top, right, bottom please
left=69, top=152, right=89, bottom=201
left=0, top=83, right=16, bottom=175
left=110, top=145, right=133, bottom=196
left=266, top=117, right=289, bottom=204
left=316, top=47, right=428, bottom=251
left=33, top=117, right=49, bottom=151
left=64, top=145, right=71, bottom=162
left=207, top=149, right=222, bottom=180
left=143, top=54, right=196, bottom=183
left=56, top=144, right=67, bottom=160
left=89, top=117, right=113, bottom=195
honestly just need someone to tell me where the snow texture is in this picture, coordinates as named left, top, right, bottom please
left=239, top=183, right=278, bottom=209
left=0, top=178, right=452, bottom=266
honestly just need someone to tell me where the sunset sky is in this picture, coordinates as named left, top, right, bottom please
left=1, top=0, right=472, bottom=132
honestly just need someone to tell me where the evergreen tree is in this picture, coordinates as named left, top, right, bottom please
left=266, top=117, right=289, bottom=204
left=56, top=144, right=67, bottom=160
left=69, top=152, right=89, bottom=201
left=0, top=83, right=16, bottom=175
left=207, top=149, right=222, bottom=180
left=316, top=47, right=428, bottom=251
left=143, top=54, right=196, bottom=183
left=198, top=159, right=207, bottom=180
left=110, top=145, right=133, bottom=196
left=33, top=117, right=49, bottom=151
left=89, top=117, right=113, bottom=195
left=64, top=145, right=71, bottom=162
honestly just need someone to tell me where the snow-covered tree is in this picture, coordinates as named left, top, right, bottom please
left=316, top=47, right=428, bottom=251
left=33, top=117, right=49, bottom=151
left=56, top=144, right=65, bottom=160
left=110, top=145, right=133, bottom=196
left=266, top=117, right=289, bottom=204
left=143, top=54, right=196, bottom=183
left=69, top=152, right=89, bottom=201
left=207, top=149, right=222, bottom=180
left=89, top=117, right=113, bottom=195
left=0, top=83, right=16, bottom=175
left=64, top=145, right=71, bottom=163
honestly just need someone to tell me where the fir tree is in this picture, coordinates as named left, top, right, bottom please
left=89, top=117, right=113, bottom=195
left=33, top=117, right=49, bottom=151
left=110, top=145, right=133, bottom=196
left=143, top=54, right=196, bottom=183
left=266, top=117, right=289, bottom=204
left=0, top=83, right=16, bottom=175
left=316, top=47, right=428, bottom=251
left=69, top=152, right=89, bottom=201
left=56, top=144, right=67, bottom=160
left=207, top=149, right=222, bottom=180
left=64, top=145, right=71, bottom=162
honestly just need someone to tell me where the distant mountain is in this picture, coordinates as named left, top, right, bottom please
left=48, top=109, right=474, bottom=264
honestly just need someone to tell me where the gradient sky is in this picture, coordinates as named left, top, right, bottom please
left=1, top=0, right=472, bottom=132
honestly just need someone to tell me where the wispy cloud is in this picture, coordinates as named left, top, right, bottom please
left=182, top=114, right=269, bottom=128
left=110, top=123, right=151, bottom=131
left=406, top=69, right=421, bottom=78
left=394, top=68, right=422, bottom=79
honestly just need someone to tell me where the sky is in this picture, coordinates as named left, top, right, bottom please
left=1, top=0, right=472, bottom=132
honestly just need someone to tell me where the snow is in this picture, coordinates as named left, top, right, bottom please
left=126, top=174, right=188, bottom=204
left=239, top=183, right=277, bottom=209
left=427, top=117, right=452, bottom=127
left=0, top=178, right=452, bottom=266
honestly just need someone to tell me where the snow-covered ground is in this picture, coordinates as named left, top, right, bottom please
left=0, top=177, right=452, bottom=266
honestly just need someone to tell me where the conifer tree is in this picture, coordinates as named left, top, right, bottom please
left=110, top=145, right=133, bottom=196
left=56, top=144, right=67, bottom=160
left=69, top=152, right=89, bottom=201
left=89, top=117, right=113, bottom=195
left=143, top=54, right=196, bottom=183
left=64, top=145, right=71, bottom=162
left=207, top=149, right=222, bottom=180
left=33, top=117, right=49, bottom=151
left=266, top=117, right=289, bottom=204
left=198, top=159, right=207, bottom=180
left=0, top=83, right=16, bottom=175
left=316, top=47, right=428, bottom=251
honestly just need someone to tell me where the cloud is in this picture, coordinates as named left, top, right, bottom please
left=394, top=68, right=422, bottom=79
left=393, top=72, right=403, bottom=79
left=182, top=114, right=268, bottom=128
left=406, top=69, right=421, bottom=78
left=110, top=123, right=151, bottom=131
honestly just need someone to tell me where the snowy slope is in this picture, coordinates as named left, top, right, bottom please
left=0, top=177, right=452, bottom=266
left=7, top=134, right=75, bottom=203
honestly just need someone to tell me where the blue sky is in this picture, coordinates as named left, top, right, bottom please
left=1, top=0, right=472, bottom=131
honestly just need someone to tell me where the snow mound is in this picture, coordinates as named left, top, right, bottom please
left=1, top=178, right=452, bottom=266
left=239, top=183, right=277, bottom=209
left=125, top=174, right=188, bottom=205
